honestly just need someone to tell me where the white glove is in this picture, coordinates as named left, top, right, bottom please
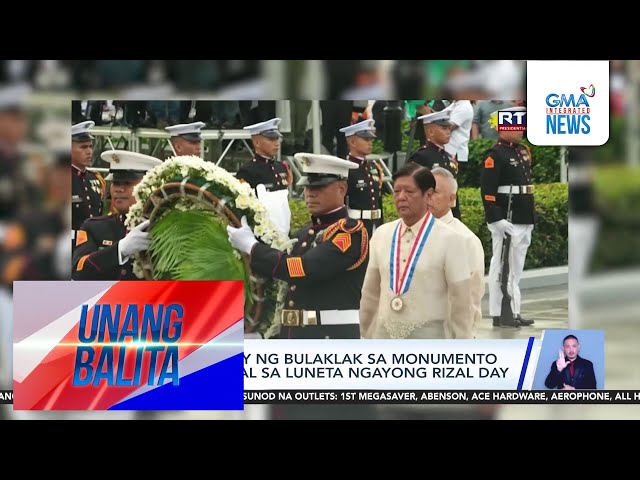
left=118, top=220, right=151, bottom=262
left=227, top=216, right=258, bottom=255
left=256, top=184, right=291, bottom=236
left=491, top=219, right=515, bottom=238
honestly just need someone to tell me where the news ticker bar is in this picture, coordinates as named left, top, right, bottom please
left=245, top=390, right=640, bottom=405
left=4, top=390, right=640, bottom=406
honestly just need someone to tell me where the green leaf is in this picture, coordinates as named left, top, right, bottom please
left=149, top=208, right=252, bottom=303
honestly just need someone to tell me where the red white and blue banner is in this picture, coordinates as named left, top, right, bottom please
left=13, top=281, right=243, bottom=410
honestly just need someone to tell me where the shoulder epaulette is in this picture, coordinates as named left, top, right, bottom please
left=321, top=218, right=369, bottom=270
left=338, top=217, right=365, bottom=234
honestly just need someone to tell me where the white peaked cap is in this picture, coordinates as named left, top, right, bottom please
left=100, top=150, right=163, bottom=181
left=417, top=109, right=452, bottom=126
left=165, top=121, right=206, bottom=141
left=294, top=152, right=359, bottom=186
left=339, top=119, right=376, bottom=138
left=71, top=120, right=95, bottom=141
left=243, top=117, right=282, bottom=138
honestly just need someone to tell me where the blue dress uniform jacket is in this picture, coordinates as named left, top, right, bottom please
left=480, top=140, right=535, bottom=225
left=346, top=154, right=384, bottom=237
left=409, top=141, right=459, bottom=176
left=72, top=166, right=105, bottom=231
left=72, top=213, right=137, bottom=280
left=250, top=206, right=369, bottom=339
left=408, top=141, right=461, bottom=218
left=235, top=154, right=291, bottom=191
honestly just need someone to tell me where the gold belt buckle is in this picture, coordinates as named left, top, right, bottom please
left=282, top=309, right=301, bottom=327
left=371, top=210, right=381, bottom=220
left=525, top=185, right=534, bottom=194
left=306, top=310, right=318, bottom=326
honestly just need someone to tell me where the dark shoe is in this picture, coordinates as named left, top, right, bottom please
left=493, top=316, right=520, bottom=328
left=516, top=314, right=534, bottom=326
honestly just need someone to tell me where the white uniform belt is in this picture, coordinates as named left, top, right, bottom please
left=348, top=208, right=382, bottom=220
left=281, top=309, right=359, bottom=327
left=497, top=185, right=534, bottom=194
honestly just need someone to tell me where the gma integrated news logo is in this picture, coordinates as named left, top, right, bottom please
left=526, top=60, right=609, bottom=146
left=544, top=86, right=594, bottom=135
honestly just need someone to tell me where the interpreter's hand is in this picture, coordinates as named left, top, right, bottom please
left=492, top=219, right=515, bottom=238
left=119, top=220, right=151, bottom=258
left=227, top=216, right=258, bottom=255
left=562, top=384, right=575, bottom=390
left=556, top=348, right=569, bottom=372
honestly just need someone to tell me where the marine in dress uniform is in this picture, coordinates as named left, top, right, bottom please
left=235, top=117, right=292, bottom=192
left=71, top=120, right=105, bottom=249
left=408, top=109, right=461, bottom=219
left=228, top=153, right=375, bottom=420
left=480, top=106, right=535, bottom=327
left=339, top=119, right=384, bottom=238
left=165, top=121, right=205, bottom=157
left=72, top=150, right=162, bottom=281
left=228, top=153, right=369, bottom=340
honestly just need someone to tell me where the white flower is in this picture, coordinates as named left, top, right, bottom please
left=235, top=194, right=252, bottom=209
left=127, top=154, right=289, bottom=337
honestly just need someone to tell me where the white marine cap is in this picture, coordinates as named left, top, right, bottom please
left=294, top=152, right=359, bottom=187
left=417, top=109, right=453, bottom=126
left=339, top=119, right=377, bottom=138
left=165, top=121, right=206, bottom=142
left=71, top=120, right=95, bottom=142
left=243, top=117, right=282, bottom=139
left=100, top=150, right=163, bottom=182
left=0, top=82, right=30, bottom=112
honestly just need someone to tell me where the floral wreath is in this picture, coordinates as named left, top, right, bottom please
left=125, top=155, right=295, bottom=339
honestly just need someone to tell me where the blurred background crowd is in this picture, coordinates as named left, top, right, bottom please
left=0, top=59, right=639, bottom=421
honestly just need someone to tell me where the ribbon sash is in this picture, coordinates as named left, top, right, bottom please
left=389, top=213, right=436, bottom=295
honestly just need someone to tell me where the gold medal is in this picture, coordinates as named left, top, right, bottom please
left=391, top=296, right=404, bottom=312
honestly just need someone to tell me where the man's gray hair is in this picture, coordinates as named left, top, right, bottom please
left=430, top=167, right=458, bottom=193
